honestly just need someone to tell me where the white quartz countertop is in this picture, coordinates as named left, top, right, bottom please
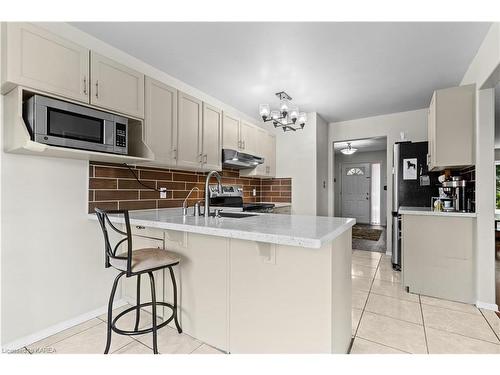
left=398, top=206, right=477, bottom=218
left=89, top=208, right=355, bottom=248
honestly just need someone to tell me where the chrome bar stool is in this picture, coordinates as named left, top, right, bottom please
left=95, top=208, right=182, bottom=354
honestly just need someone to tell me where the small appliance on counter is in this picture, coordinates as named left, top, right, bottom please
left=438, top=176, right=472, bottom=213
left=392, top=141, right=438, bottom=271
left=209, top=184, right=275, bottom=213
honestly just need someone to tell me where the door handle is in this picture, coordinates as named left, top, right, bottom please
left=83, top=76, right=87, bottom=95
left=95, top=80, right=99, bottom=99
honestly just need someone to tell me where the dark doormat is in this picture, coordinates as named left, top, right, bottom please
left=352, top=225, right=383, bottom=241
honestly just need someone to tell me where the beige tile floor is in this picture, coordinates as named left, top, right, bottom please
left=23, top=306, right=224, bottom=354
left=350, top=250, right=500, bottom=354
left=14, top=249, right=500, bottom=354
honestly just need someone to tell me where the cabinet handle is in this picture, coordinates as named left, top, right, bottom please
left=83, top=76, right=87, bottom=95
left=95, top=80, right=99, bottom=99
left=172, top=148, right=177, bottom=160
left=136, top=225, right=145, bottom=230
left=199, top=153, right=203, bottom=163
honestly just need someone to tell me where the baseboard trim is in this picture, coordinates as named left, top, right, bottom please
left=2, top=299, right=128, bottom=351
left=476, top=301, right=499, bottom=311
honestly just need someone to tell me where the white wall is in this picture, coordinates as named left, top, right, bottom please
left=316, top=115, right=329, bottom=216
left=460, top=23, right=500, bottom=311
left=275, top=113, right=317, bottom=215
left=0, top=22, right=280, bottom=346
left=329, top=109, right=428, bottom=254
left=334, top=150, right=387, bottom=225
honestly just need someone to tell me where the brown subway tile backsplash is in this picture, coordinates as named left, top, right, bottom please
left=88, top=162, right=291, bottom=213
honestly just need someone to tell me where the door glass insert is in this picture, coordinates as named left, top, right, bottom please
left=346, top=167, right=365, bottom=176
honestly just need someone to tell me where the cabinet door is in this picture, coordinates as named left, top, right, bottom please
left=427, top=93, right=436, bottom=169
left=222, top=112, right=240, bottom=150
left=3, top=23, right=90, bottom=102
left=202, top=103, right=222, bottom=170
left=90, top=52, right=145, bottom=118
left=267, top=133, right=276, bottom=177
left=240, top=121, right=258, bottom=155
left=177, top=91, right=202, bottom=169
left=254, top=128, right=268, bottom=175
left=144, top=77, right=177, bottom=165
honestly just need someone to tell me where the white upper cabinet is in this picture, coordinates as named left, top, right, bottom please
left=1, top=23, right=90, bottom=102
left=90, top=52, right=145, bottom=118
left=427, top=84, right=475, bottom=170
left=177, top=91, right=203, bottom=169
left=240, top=128, right=276, bottom=178
left=240, top=121, right=258, bottom=155
left=144, top=77, right=178, bottom=166
left=222, top=112, right=240, bottom=150
left=266, top=132, right=276, bottom=177
left=202, top=103, right=222, bottom=170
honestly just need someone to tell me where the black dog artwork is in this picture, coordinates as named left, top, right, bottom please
left=406, top=160, right=416, bottom=170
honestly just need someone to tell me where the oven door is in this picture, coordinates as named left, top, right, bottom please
left=32, top=95, right=116, bottom=153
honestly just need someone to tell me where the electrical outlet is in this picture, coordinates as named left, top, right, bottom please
left=160, top=188, right=167, bottom=199
left=252, top=188, right=256, bottom=197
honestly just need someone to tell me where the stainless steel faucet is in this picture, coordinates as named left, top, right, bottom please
left=182, top=187, right=199, bottom=216
left=204, top=170, right=222, bottom=217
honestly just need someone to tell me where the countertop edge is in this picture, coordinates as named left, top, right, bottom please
left=398, top=207, right=477, bottom=218
left=88, top=213, right=356, bottom=249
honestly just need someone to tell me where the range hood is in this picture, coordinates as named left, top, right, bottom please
left=222, top=149, right=264, bottom=169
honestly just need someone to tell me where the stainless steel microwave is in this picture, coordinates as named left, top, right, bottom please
left=23, top=95, right=128, bottom=155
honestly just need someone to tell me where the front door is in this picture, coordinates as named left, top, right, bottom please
left=341, top=163, right=371, bottom=223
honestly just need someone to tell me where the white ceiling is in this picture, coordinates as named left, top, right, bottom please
left=71, top=22, right=490, bottom=123
left=334, top=137, right=387, bottom=154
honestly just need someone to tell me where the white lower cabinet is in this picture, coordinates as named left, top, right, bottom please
left=163, top=232, right=229, bottom=351
left=402, top=214, right=475, bottom=303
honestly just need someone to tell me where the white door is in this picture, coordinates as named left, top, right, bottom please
left=341, top=163, right=371, bottom=223
left=90, top=52, right=145, bottom=118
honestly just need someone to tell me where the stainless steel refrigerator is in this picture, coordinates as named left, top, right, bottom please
left=391, top=141, right=437, bottom=270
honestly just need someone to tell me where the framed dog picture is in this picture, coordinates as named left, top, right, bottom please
left=403, top=158, right=417, bottom=180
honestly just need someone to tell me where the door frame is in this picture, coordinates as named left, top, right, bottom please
left=340, top=162, right=372, bottom=224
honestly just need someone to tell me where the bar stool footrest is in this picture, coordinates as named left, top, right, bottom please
left=111, top=302, right=176, bottom=336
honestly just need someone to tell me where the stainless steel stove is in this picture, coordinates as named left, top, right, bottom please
left=209, top=184, right=275, bottom=213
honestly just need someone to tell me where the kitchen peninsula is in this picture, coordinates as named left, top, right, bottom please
left=89, top=208, right=355, bottom=354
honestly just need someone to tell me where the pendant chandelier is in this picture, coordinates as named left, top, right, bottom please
left=340, top=142, right=358, bottom=155
left=259, top=91, right=307, bottom=132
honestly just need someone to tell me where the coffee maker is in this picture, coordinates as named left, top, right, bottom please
left=440, top=176, right=469, bottom=212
